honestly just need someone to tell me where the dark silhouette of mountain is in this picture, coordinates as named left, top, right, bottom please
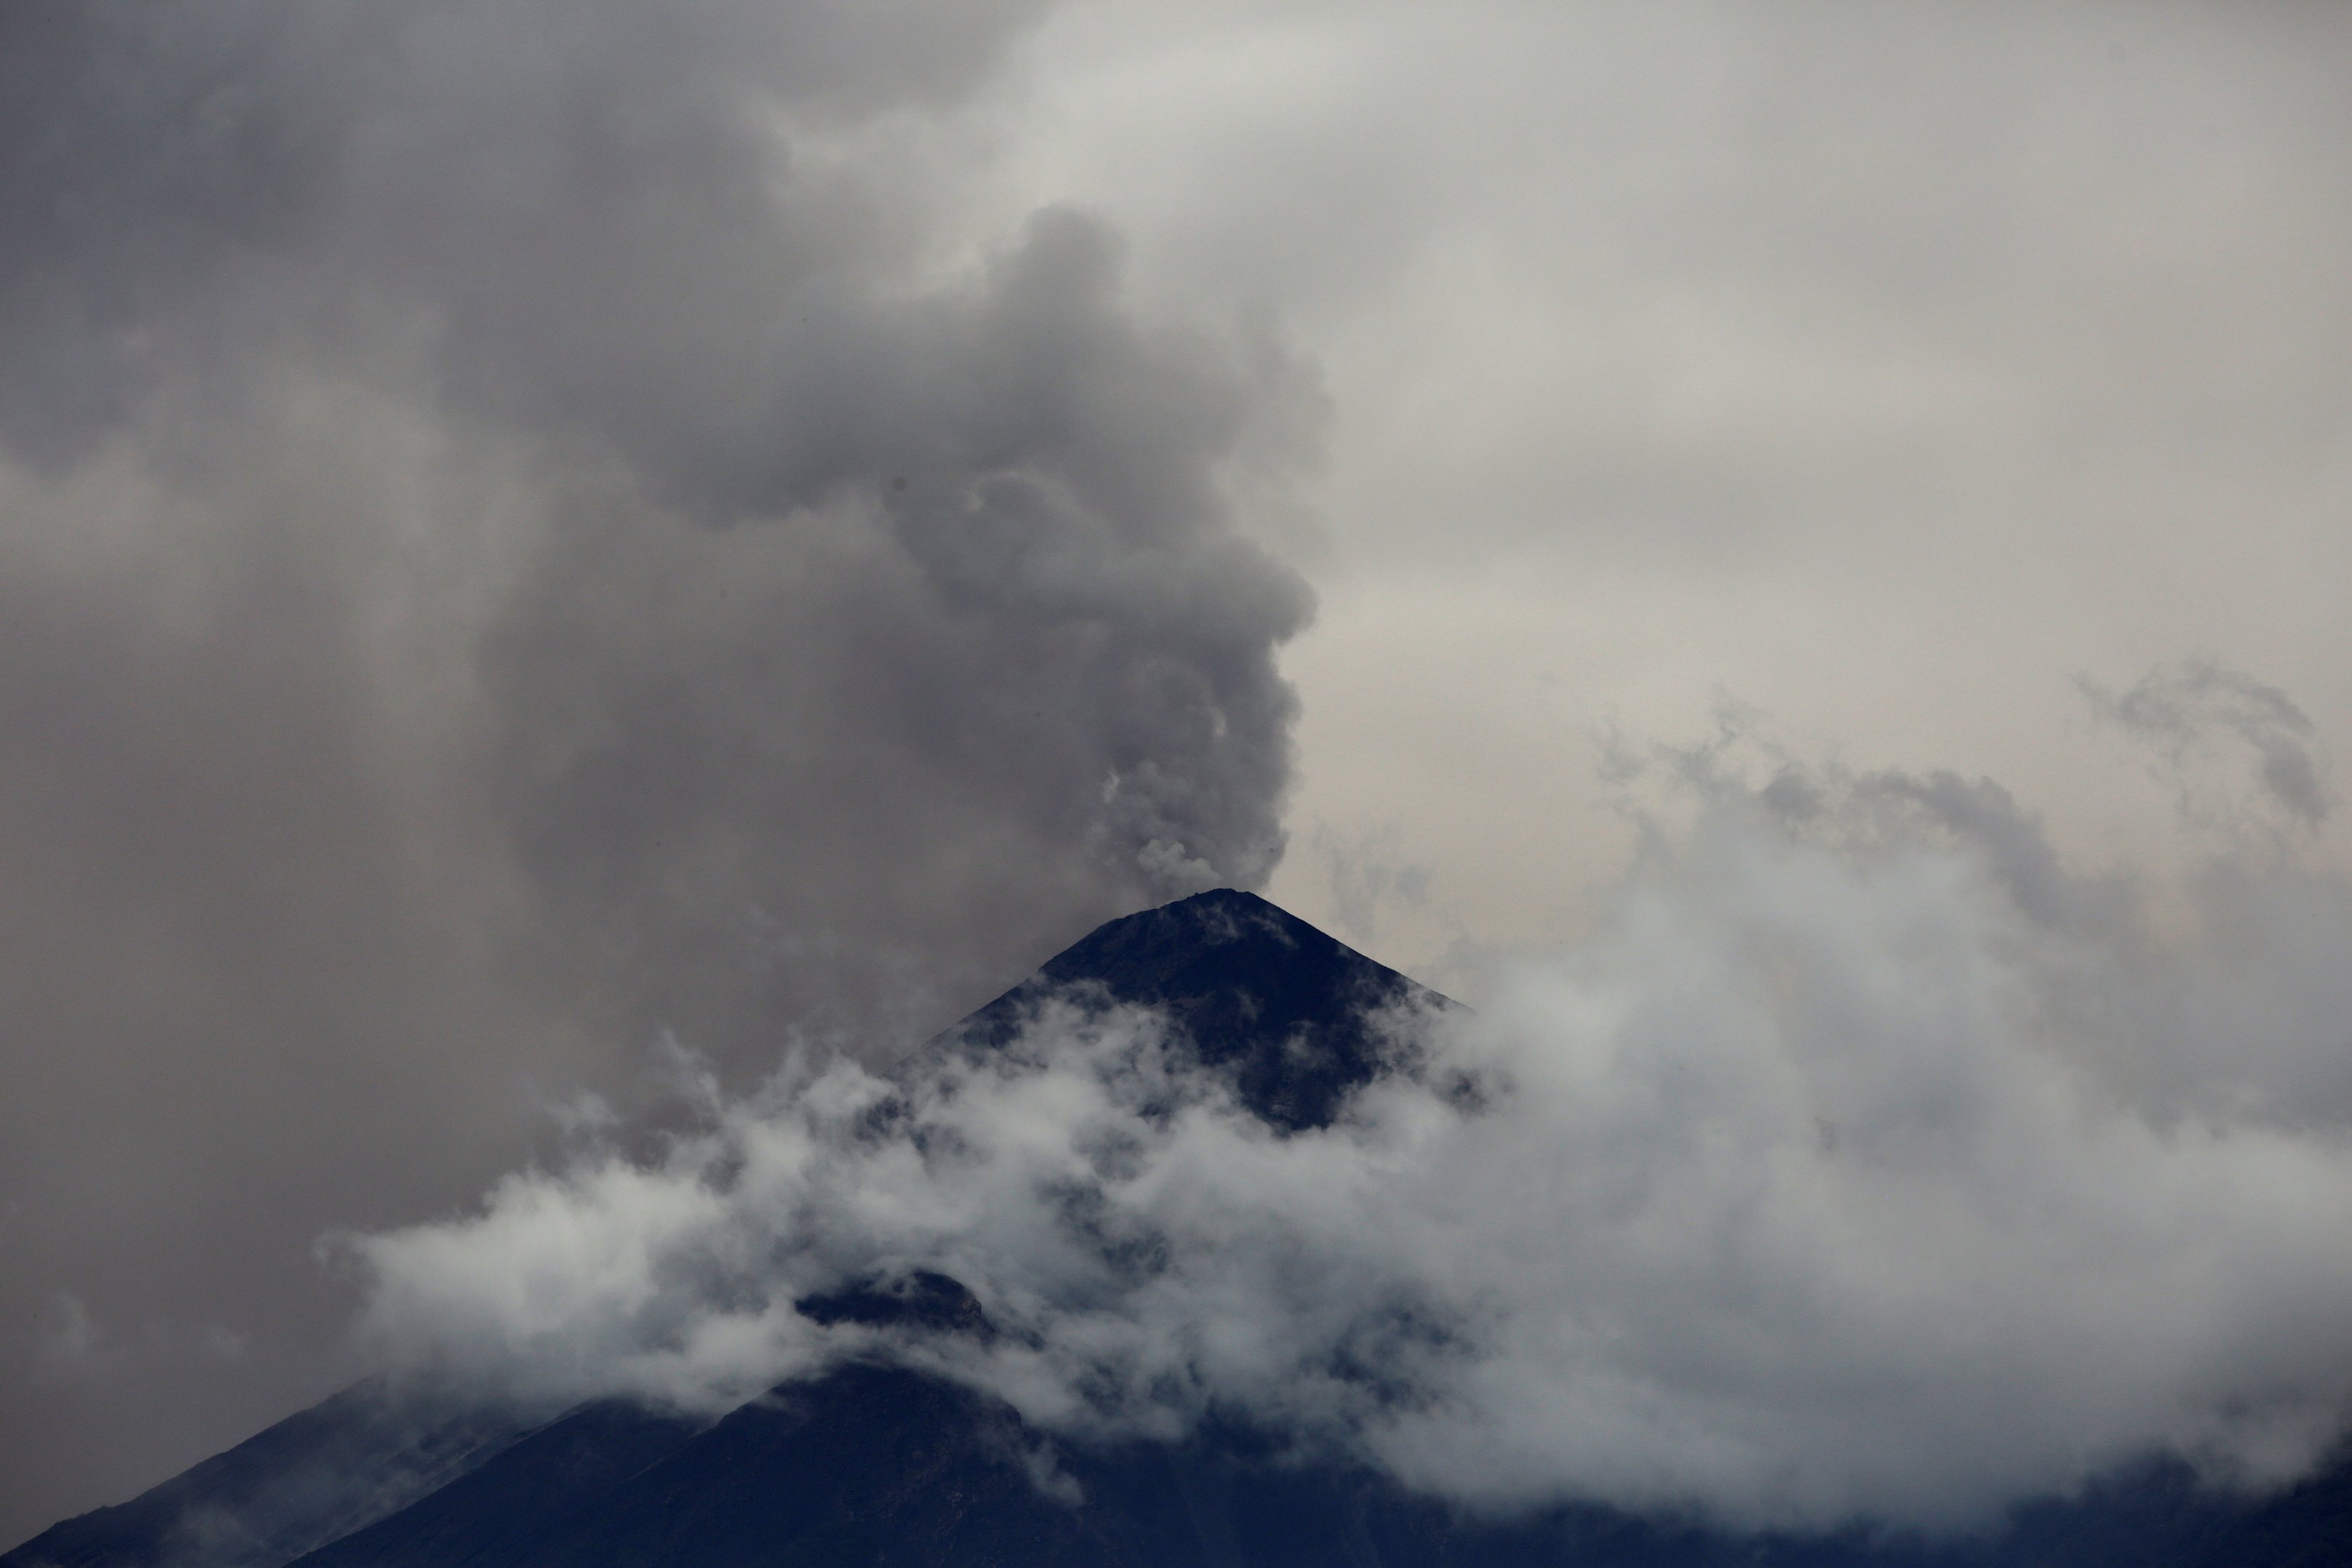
left=947, top=886, right=1449, bottom=1130
left=9, top=889, right=2351, bottom=1567
left=0, top=1381, right=534, bottom=1568
left=267, top=1355, right=2352, bottom=1568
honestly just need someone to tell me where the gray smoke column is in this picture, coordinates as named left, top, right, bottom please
left=0, top=0, right=1313, bottom=1541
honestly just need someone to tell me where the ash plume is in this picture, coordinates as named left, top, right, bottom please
left=0, top=0, right=1311, bottom=1539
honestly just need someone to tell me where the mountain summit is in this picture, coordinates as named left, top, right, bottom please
left=9, top=893, right=2351, bottom=1568
left=949, top=886, right=1445, bottom=1129
left=0, top=891, right=1442, bottom=1568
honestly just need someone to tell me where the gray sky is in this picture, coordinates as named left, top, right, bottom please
left=7, top=0, right=2352, bottom=1545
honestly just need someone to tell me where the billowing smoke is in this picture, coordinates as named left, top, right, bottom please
left=0, top=0, right=1311, bottom=1538
left=11, top=0, right=2351, bottom=1551
left=347, top=693, right=2352, bottom=1532
left=2083, top=658, right=2335, bottom=840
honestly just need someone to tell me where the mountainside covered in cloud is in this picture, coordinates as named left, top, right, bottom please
left=10, top=889, right=2352, bottom=1568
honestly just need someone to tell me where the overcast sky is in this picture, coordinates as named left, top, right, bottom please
left=6, top=0, right=2352, bottom=1546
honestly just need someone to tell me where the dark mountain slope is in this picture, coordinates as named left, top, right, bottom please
left=0, top=1381, right=534, bottom=1568
left=284, top=1400, right=708, bottom=1568
left=289, top=1364, right=1128, bottom=1568
left=276, top=1356, right=2351, bottom=1568
left=950, top=886, right=1449, bottom=1130
left=2183, top=1449, right=2352, bottom=1568
left=12, top=889, right=2352, bottom=1568
left=4, top=888, right=1432, bottom=1568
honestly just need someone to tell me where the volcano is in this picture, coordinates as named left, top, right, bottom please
left=8, top=889, right=2350, bottom=1568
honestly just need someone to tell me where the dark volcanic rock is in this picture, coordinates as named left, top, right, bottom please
left=291, top=1365, right=1123, bottom=1568
left=12, top=890, right=2352, bottom=1568
left=950, top=886, right=1450, bottom=1130
left=0, top=1382, right=533, bottom=1568
left=286, top=1400, right=708, bottom=1568
left=274, top=1404, right=2352, bottom=1568
left=797, top=1270, right=998, bottom=1341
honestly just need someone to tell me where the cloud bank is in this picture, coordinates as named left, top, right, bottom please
left=349, top=709, right=2352, bottom=1532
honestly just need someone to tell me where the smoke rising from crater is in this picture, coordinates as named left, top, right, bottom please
left=12, top=0, right=2352, bottom=1551
left=0, top=0, right=1311, bottom=1539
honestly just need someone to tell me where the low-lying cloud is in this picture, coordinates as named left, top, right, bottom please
left=348, top=709, right=2352, bottom=1532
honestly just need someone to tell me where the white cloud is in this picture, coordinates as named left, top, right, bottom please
left=346, top=737, right=2352, bottom=1532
